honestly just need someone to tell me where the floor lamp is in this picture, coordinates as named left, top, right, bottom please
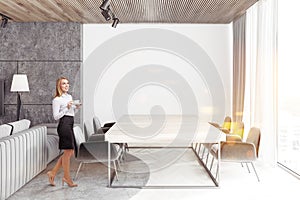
left=10, top=74, right=30, bottom=121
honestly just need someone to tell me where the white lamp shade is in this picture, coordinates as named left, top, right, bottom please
left=10, top=74, right=30, bottom=92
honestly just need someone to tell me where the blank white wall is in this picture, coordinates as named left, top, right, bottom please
left=83, top=24, right=232, bottom=125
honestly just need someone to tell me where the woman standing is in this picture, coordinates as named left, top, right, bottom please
left=47, top=76, right=81, bottom=187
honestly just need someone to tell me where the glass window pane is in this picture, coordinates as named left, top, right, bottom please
left=278, top=0, right=300, bottom=176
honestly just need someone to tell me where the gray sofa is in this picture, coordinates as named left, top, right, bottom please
left=0, top=120, right=61, bottom=199
left=39, top=123, right=62, bottom=164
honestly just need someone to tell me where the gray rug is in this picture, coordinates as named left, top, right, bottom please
left=8, top=148, right=215, bottom=200
left=8, top=154, right=147, bottom=200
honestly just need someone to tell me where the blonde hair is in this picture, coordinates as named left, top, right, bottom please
left=54, top=76, right=69, bottom=97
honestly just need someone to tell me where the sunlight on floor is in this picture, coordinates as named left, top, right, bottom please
left=130, top=161, right=300, bottom=200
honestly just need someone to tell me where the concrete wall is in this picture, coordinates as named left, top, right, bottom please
left=0, top=22, right=82, bottom=125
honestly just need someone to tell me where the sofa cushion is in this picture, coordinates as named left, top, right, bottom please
left=8, top=119, right=31, bottom=134
left=0, top=124, right=12, bottom=139
left=40, top=123, right=59, bottom=128
left=47, top=135, right=61, bottom=163
left=38, top=123, right=58, bottom=135
left=47, top=128, right=58, bottom=135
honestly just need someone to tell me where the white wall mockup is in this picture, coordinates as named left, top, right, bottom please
left=83, top=24, right=232, bottom=126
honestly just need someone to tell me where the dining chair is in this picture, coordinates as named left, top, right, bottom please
left=224, top=121, right=244, bottom=143
left=228, top=121, right=244, bottom=141
left=210, top=127, right=261, bottom=181
left=93, top=116, right=129, bottom=154
left=219, top=116, right=232, bottom=133
left=198, top=116, right=234, bottom=165
left=73, top=126, right=121, bottom=181
left=93, top=116, right=115, bottom=134
left=84, top=121, right=111, bottom=142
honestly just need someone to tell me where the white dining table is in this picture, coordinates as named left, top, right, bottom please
left=105, top=114, right=222, bottom=188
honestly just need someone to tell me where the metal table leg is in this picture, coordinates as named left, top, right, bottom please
left=108, top=141, right=111, bottom=187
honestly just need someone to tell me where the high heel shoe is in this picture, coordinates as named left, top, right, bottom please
left=62, top=177, right=78, bottom=187
left=47, top=171, right=55, bottom=186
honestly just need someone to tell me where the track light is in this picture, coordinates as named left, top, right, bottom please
left=1, top=18, right=8, bottom=28
left=101, top=9, right=111, bottom=21
left=100, top=0, right=111, bottom=11
left=112, top=18, right=119, bottom=28
left=0, top=13, right=11, bottom=28
left=99, top=0, right=120, bottom=28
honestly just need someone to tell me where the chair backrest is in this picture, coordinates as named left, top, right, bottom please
left=231, top=121, right=244, bottom=139
left=73, top=126, right=85, bottom=149
left=93, top=116, right=102, bottom=133
left=246, top=127, right=261, bottom=158
left=222, top=116, right=232, bottom=131
left=84, top=122, right=94, bottom=141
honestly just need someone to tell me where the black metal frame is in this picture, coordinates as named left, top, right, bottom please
left=107, top=144, right=220, bottom=189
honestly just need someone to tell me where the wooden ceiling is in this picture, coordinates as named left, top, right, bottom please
left=0, top=0, right=258, bottom=24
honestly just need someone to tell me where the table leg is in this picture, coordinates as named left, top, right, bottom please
left=217, top=140, right=220, bottom=186
left=108, top=141, right=111, bottom=187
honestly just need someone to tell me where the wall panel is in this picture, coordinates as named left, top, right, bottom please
left=0, top=22, right=82, bottom=125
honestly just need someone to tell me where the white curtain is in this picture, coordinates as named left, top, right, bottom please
left=244, top=0, right=278, bottom=166
left=232, top=14, right=246, bottom=124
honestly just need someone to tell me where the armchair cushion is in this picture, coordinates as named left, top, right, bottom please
left=88, top=134, right=105, bottom=141
left=77, top=141, right=119, bottom=162
left=220, top=141, right=256, bottom=161
left=226, top=134, right=242, bottom=142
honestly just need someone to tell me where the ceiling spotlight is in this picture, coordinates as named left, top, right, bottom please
left=100, top=0, right=110, bottom=11
left=112, top=18, right=119, bottom=28
left=1, top=18, right=8, bottom=28
left=99, top=0, right=120, bottom=28
left=101, top=9, right=111, bottom=21
left=0, top=13, right=11, bottom=28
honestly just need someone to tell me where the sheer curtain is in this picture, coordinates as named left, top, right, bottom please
left=232, top=14, right=246, bottom=123
left=244, top=0, right=278, bottom=165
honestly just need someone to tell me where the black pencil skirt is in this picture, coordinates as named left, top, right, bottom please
left=57, top=115, right=77, bottom=156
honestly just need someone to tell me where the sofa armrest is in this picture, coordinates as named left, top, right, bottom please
left=0, top=125, right=47, bottom=199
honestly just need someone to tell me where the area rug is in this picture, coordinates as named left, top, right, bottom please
left=8, top=148, right=215, bottom=199
left=7, top=154, right=144, bottom=200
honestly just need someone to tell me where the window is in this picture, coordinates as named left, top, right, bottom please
left=278, top=0, right=300, bottom=176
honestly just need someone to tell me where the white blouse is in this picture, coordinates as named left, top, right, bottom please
left=52, top=93, right=77, bottom=121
